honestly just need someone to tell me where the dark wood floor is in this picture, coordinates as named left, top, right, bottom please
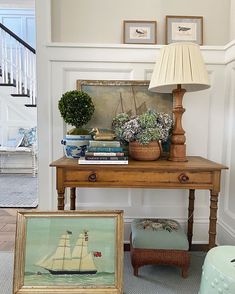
left=0, top=209, right=18, bottom=251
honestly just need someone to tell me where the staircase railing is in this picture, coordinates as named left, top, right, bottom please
left=0, top=23, right=36, bottom=107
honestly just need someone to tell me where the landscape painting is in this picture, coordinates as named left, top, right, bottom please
left=13, top=211, right=124, bottom=294
left=77, top=80, right=173, bottom=129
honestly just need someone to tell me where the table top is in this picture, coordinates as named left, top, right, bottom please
left=50, top=156, right=228, bottom=171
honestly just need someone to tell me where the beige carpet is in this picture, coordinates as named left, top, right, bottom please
left=0, top=251, right=204, bottom=294
left=0, top=252, right=13, bottom=294
left=0, top=174, right=38, bottom=208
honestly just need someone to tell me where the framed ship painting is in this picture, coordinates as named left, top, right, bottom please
left=13, top=210, right=124, bottom=294
left=77, top=80, right=173, bottom=129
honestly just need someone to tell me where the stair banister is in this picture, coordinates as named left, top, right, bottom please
left=0, top=22, right=36, bottom=107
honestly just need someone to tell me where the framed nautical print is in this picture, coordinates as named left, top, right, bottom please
left=13, top=210, right=124, bottom=294
left=77, top=80, right=173, bottom=129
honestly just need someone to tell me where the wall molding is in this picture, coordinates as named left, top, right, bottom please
left=219, top=66, right=235, bottom=231
left=217, top=220, right=235, bottom=245
left=40, top=50, right=230, bottom=243
left=45, top=43, right=228, bottom=65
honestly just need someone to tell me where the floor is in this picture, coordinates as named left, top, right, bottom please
left=0, top=209, right=18, bottom=251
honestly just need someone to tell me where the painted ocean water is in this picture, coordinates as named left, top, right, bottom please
left=24, top=272, right=115, bottom=287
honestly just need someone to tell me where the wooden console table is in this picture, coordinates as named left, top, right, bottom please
left=50, top=156, right=227, bottom=249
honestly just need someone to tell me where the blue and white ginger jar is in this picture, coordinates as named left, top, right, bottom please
left=61, top=134, right=92, bottom=158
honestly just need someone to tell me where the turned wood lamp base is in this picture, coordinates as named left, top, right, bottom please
left=168, top=144, right=187, bottom=162
left=168, top=85, right=188, bottom=162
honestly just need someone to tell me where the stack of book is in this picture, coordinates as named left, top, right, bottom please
left=78, top=140, right=128, bottom=164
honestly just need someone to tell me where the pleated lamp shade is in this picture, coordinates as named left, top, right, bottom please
left=149, top=42, right=210, bottom=93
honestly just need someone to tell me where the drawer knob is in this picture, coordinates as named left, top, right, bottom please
left=178, top=173, right=189, bottom=183
left=88, top=173, right=97, bottom=182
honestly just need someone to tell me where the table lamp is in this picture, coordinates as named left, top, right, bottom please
left=149, top=42, right=210, bottom=162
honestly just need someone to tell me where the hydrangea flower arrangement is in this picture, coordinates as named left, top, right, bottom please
left=112, top=109, right=173, bottom=145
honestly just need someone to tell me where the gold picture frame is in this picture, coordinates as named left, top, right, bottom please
left=77, top=80, right=173, bottom=129
left=123, top=20, right=157, bottom=44
left=166, top=15, right=203, bottom=45
left=13, top=210, right=124, bottom=294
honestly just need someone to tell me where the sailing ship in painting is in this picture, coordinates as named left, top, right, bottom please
left=36, top=230, right=101, bottom=275
left=115, top=85, right=147, bottom=117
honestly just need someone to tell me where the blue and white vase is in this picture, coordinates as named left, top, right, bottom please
left=61, top=134, right=92, bottom=158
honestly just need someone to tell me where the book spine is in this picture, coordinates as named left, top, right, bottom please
left=85, top=152, right=125, bottom=156
left=85, top=156, right=128, bottom=161
left=87, top=147, right=123, bottom=152
left=89, top=140, right=121, bottom=147
left=79, top=159, right=128, bottom=165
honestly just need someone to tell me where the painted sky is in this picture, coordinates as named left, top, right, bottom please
left=24, top=217, right=116, bottom=274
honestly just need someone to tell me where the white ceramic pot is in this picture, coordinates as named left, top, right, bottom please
left=61, top=134, right=92, bottom=158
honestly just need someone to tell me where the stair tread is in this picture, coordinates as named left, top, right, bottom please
left=24, top=104, right=37, bottom=107
left=0, top=83, right=15, bottom=86
left=11, top=94, right=30, bottom=97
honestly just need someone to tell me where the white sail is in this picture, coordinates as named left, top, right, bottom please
left=71, top=232, right=96, bottom=271
left=72, top=233, right=86, bottom=258
left=80, top=252, right=97, bottom=271
left=37, top=233, right=72, bottom=270
left=36, top=231, right=97, bottom=273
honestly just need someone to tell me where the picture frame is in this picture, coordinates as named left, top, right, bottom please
left=123, top=20, right=157, bottom=44
left=77, top=80, right=173, bottom=129
left=166, top=15, right=203, bottom=45
left=13, top=210, right=124, bottom=294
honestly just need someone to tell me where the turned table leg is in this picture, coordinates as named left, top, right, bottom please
left=70, top=188, right=76, bottom=210
left=187, top=189, right=195, bottom=250
left=209, top=191, right=218, bottom=249
left=58, top=187, right=65, bottom=210
left=57, top=167, right=65, bottom=210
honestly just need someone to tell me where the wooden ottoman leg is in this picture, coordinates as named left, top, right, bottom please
left=182, top=267, right=188, bottom=278
left=134, top=266, right=139, bottom=277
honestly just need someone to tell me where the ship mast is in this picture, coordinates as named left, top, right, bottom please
left=78, top=233, right=84, bottom=271
left=131, top=86, right=138, bottom=115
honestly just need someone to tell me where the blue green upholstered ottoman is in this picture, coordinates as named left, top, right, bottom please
left=130, top=219, right=190, bottom=277
left=199, top=246, right=235, bottom=294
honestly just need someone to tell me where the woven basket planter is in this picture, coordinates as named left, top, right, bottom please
left=129, top=140, right=161, bottom=161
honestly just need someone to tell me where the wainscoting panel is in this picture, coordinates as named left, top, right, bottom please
left=35, top=0, right=235, bottom=246
left=0, top=89, right=36, bottom=172
left=35, top=36, right=235, bottom=244
left=76, top=188, right=132, bottom=208
left=217, top=59, right=235, bottom=245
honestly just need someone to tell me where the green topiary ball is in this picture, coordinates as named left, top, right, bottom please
left=58, top=90, right=95, bottom=129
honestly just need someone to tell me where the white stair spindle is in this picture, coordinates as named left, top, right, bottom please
left=32, top=53, right=36, bottom=104
left=31, top=52, right=34, bottom=103
left=4, top=31, right=8, bottom=83
left=15, top=43, right=19, bottom=93
left=24, top=47, right=28, bottom=95
left=1, top=30, right=6, bottom=83
left=29, top=50, right=31, bottom=99
left=10, top=36, right=13, bottom=84
left=0, top=29, right=3, bottom=82
left=19, top=45, right=22, bottom=94
left=13, top=38, right=17, bottom=88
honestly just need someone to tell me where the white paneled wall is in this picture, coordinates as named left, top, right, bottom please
left=217, top=49, right=235, bottom=245
left=36, top=41, right=235, bottom=244
left=0, top=8, right=35, bottom=47
left=36, top=0, right=235, bottom=245
left=0, top=88, right=36, bottom=144
left=0, top=87, right=37, bottom=171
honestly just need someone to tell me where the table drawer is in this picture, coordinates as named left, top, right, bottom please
left=64, top=169, right=212, bottom=187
